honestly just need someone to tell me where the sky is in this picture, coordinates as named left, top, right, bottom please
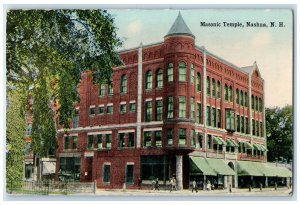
left=107, top=9, right=293, bottom=108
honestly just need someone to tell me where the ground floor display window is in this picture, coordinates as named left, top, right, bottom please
left=58, top=157, right=81, bottom=181
left=140, top=155, right=169, bottom=181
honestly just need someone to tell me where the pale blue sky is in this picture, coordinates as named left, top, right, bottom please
left=108, top=9, right=293, bottom=108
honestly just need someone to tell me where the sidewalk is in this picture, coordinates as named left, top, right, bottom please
left=92, top=187, right=292, bottom=197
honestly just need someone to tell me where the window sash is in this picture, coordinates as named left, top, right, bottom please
left=155, top=131, right=162, bottom=147
left=146, top=71, right=152, bottom=89
left=98, top=107, right=104, bottom=115
left=64, top=137, right=69, bottom=150
left=190, top=97, right=195, bottom=119
left=129, top=103, right=136, bottom=112
left=103, top=165, right=110, bottom=183
left=179, top=96, right=186, bottom=118
left=87, top=135, right=94, bottom=149
left=196, top=73, right=201, bottom=91
left=144, top=132, right=151, bottom=147
left=167, top=129, right=173, bottom=145
left=178, top=63, right=186, bottom=82
left=156, top=100, right=163, bottom=121
left=167, top=97, right=173, bottom=119
left=167, top=63, right=173, bottom=82
left=121, top=76, right=127, bottom=93
left=178, top=129, right=186, bottom=146
left=157, top=70, right=163, bottom=88
left=145, top=102, right=152, bottom=122
left=107, top=106, right=113, bottom=114
left=190, top=64, right=194, bottom=84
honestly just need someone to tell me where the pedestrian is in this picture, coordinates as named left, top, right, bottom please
left=207, top=180, right=211, bottom=191
left=138, top=177, right=142, bottom=190
left=151, top=179, right=155, bottom=190
left=154, top=178, right=160, bottom=191
left=169, top=178, right=174, bottom=192
left=192, top=179, right=198, bottom=193
left=173, top=177, right=177, bottom=191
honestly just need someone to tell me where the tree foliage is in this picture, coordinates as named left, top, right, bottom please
left=6, top=88, right=26, bottom=189
left=6, top=9, right=122, bottom=129
left=266, top=105, right=293, bottom=163
left=31, top=70, right=56, bottom=157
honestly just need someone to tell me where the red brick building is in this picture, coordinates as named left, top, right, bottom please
left=56, top=13, right=290, bottom=190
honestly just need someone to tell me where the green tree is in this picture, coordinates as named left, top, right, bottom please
left=266, top=105, right=293, bottom=163
left=6, top=9, right=122, bottom=129
left=6, top=87, right=26, bottom=191
left=31, top=70, right=56, bottom=157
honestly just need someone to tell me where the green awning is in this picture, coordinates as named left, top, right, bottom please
left=237, top=161, right=265, bottom=176
left=253, top=144, right=262, bottom=151
left=205, top=158, right=235, bottom=176
left=244, top=142, right=253, bottom=149
left=190, top=157, right=217, bottom=176
left=213, top=136, right=225, bottom=145
left=260, top=144, right=268, bottom=151
left=227, top=139, right=239, bottom=147
left=238, top=161, right=292, bottom=177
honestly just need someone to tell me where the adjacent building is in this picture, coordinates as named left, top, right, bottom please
left=55, top=12, right=291, bottom=189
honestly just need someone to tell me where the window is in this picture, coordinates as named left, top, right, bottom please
left=217, top=81, right=221, bottom=98
left=244, top=92, right=248, bottom=107
left=212, top=79, right=216, bottom=98
left=206, top=106, right=211, bottom=126
left=197, top=133, right=203, bottom=149
left=105, top=134, right=112, bottom=148
left=259, top=98, right=263, bottom=112
left=126, top=164, right=134, bottom=184
left=120, top=75, right=127, bottom=94
left=256, top=121, right=259, bottom=136
left=108, top=84, right=113, bottom=95
left=98, top=106, right=104, bottom=115
left=190, top=129, right=195, bottom=147
left=120, top=104, right=126, bottom=113
left=167, top=63, right=173, bottom=82
left=99, top=84, right=105, bottom=96
left=103, top=164, right=110, bottom=183
left=89, top=107, right=95, bottom=115
left=155, top=100, right=163, bottom=121
left=255, top=96, right=259, bottom=111
left=260, top=122, right=263, bottom=137
left=245, top=117, right=249, bottom=134
left=96, top=134, right=103, bottom=149
left=236, top=115, right=240, bottom=132
left=178, top=128, right=186, bottom=146
left=229, top=86, right=233, bottom=102
left=118, top=133, right=125, bottom=148
left=129, top=103, right=136, bottom=112
left=178, top=62, right=186, bottom=82
left=145, top=101, right=152, bottom=122
left=64, top=136, right=69, bottom=150
left=144, top=131, right=152, bottom=147
left=207, top=135, right=212, bottom=149
left=196, top=73, right=201, bottom=91
left=251, top=95, right=254, bottom=109
left=59, top=157, right=81, bottom=181
left=107, top=105, right=113, bottom=114
left=167, top=129, right=173, bottom=145
left=128, top=133, right=135, bottom=147
left=72, top=136, right=77, bottom=150
left=179, top=96, right=186, bottom=118
left=190, top=97, right=195, bottom=119
left=240, top=90, right=244, bottom=106
left=207, top=77, right=210, bottom=96
left=196, top=103, right=201, bottom=123
left=154, top=131, right=162, bottom=147
left=140, top=156, right=169, bottom=181
left=72, top=110, right=79, bottom=128
left=212, top=107, right=216, bottom=127
left=252, top=119, right=255, bottom=135
left=156, top=69, right=163, bottom=88
left=145, top=70, right=152, bottom=90
left=190, top=64, right=194, bottom=84
left=87, top=135, right=94, bottom=149
left=241, top=116, right=244, bottom=133
left=167, top=97, right=173, bottom=119
left=236, top=89, right=239, bottom=104
left=225, top=109, right=235, bottom=131
left=224, top=84, right=228, bottom=101
left=217, top=109, right=221, bottom=128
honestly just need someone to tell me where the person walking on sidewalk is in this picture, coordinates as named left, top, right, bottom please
left=170, top=178, right=175, bottom=192
left=192, top=179, right=198, bottom=193
left=154, top=178, right=160, bottom=191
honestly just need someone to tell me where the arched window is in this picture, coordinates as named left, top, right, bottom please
left=229, top=86, right=233, bottom=102
left=244, top=92, right=248, bottom=107
left=240, top=90, right=244, bottom=105
left=207, top=77, right=210, bottom=96
left=178, top=62, right=186, bottom=82
left=217, top=81, right=221, bottom=98
left=120, top=75, right=127, bottom=94
left=236, top=88, right=239, bottom=104
left=156, top=69, right=163, bottom=88
left=190, top=64, right=195, bottom=84
left=251, top=95, right=254, bottom=109
left=167, top=63, right=173, bottom=82
left=212, top=79, right=216, bottom=98
left=196, top=73, right=201, bottom=92
left=145, top=70, right=152, bottom=90
left=224, top=84, right=228, bottom=101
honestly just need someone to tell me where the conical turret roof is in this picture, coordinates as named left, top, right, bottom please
left=165, top=12, right=195, bottom=38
